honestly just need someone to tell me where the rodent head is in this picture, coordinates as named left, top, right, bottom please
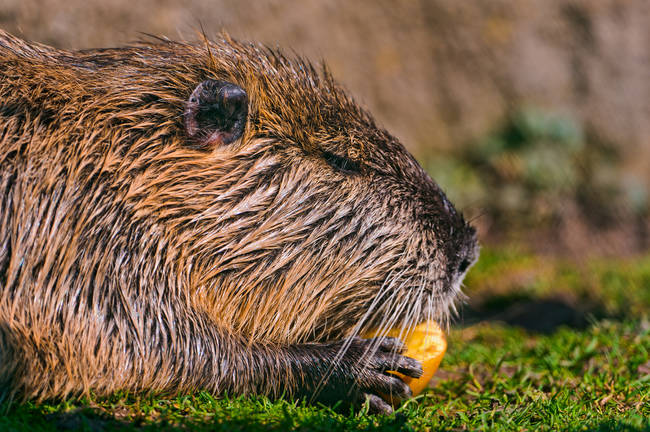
left=60, top=36, right=478, bottom=344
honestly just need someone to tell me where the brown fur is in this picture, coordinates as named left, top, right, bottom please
left=0, top=30, right=477, bottom=411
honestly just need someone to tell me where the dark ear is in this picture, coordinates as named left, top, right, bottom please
left=184, top=79, right=248, bottom=148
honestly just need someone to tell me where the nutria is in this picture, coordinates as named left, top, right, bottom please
left=0, top=30, right=478, bottom=414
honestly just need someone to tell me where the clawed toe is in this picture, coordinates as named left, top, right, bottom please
left=364, top=393, right=393, bottom=414
left=372, top=351, right=423, bottom=379
left=372, top=373, right=412, bottom=399
left=375, top=336, right=408, bottom=353
left=390, top=353, right=423, bottom=378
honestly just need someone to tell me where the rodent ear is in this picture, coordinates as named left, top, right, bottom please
left=183, top=79, right=248, bottom=148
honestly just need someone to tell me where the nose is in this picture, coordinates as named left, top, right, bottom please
left=455, top=226, right=479, bottom=276
left=458, top=257, right=471, bottom=274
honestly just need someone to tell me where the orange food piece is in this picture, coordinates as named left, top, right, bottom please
left=364, top=320, right=447, bottom=396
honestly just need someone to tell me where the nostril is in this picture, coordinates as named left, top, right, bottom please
left=458, top=258, right=470, bottom=274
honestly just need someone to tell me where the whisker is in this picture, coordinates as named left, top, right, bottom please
left=468, top=208, right=488, bottom=223
left=360, top=278, right=411, bottom=364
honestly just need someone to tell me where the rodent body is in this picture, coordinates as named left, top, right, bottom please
left=0, top=30, right=477, bottom=413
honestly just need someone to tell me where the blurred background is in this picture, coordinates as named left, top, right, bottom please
left=2, top=3, right=649, bottom=426
left=2, top=0, right=649, bottom=258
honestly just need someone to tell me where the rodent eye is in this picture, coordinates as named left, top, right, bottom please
left=323, top=151, right=361, bottom=174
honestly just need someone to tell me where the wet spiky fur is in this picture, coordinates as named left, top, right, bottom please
left=0, top=30, right=478, bottom=407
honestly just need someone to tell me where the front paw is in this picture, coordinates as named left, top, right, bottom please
left=315, top=336, right=423, bottom=414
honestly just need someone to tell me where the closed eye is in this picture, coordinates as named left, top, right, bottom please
left=323, top=151, right=361, bottom=174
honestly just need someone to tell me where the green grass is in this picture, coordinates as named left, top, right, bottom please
left=2, top=248, right=649, bottom=431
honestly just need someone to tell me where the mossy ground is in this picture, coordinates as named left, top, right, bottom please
left=2, top=248, right=649, bottom=431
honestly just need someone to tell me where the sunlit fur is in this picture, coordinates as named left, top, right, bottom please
left=0, top=30, right=478, bottom=404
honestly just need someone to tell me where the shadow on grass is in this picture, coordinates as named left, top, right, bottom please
left=2, top=400, right=411, bottom=432
left=572, top=418, right=650, bottom=432
left=458, top=294, right=612, bottom=333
